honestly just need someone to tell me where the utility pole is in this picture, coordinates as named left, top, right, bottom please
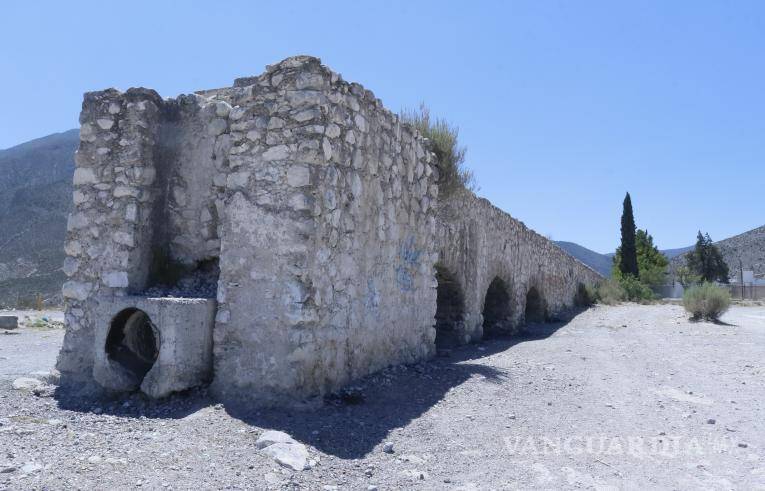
left=740, top=258, right=745, bottom=300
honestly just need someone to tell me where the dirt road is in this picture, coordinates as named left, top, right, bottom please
left=1, top=304, right=764, bottom=489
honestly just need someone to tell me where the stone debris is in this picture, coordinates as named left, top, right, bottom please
left=141, top=264, right=219, bottom=299
left=29, top=369, right=60, bottom=385
left=11, top=377, right=43, bottom=391
left=261, top=442, right=309, bottom=471
left=256, top=430, right=308, bottom=471
left=20, top=462, right=42, bottom=474
left=255, top=430, right=295, bottom=449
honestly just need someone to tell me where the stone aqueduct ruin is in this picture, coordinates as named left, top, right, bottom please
left=57, top=56, right=601, bottom=406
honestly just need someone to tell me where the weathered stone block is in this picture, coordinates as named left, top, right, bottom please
left=0, top=316, right=18, bottom=330
left=62, top=281, right=92, bottom=301
left=73, top=168, right=97, bottom=185
left=92, top=296, right=216, bottom=398
left=96, top=118, right=114, bottom=130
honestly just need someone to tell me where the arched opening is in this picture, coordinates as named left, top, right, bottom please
left=574, top=282, right=593, bottom=307
left=482, top=277, right=511, bottom=338
left=525, top=287, right=546, bottom=323
left=106, top=308, right=159, bottom=383
left=434, top=264, right=465, bottom=349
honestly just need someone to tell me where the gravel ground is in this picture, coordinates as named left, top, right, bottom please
left=1, top=303, right=764, bottom=490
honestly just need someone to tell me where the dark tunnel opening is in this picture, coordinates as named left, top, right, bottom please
left=482, top=277, right=512, bottom=338
left=434, top=265, right=465, bottom=349
left=524, top=287, right=546, bottom=324
left=105, top=308, right=159, bottom=384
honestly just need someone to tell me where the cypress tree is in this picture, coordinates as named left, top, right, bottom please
left=619, top=192, right=639, bottom=277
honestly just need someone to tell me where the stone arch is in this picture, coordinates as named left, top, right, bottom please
left=482, top=276, right=512, bottom=338
left=434, top=264, right=465, bottom=349
left=105, top=308, right=160, bottom=384
left=524, top=286, right=546, bottom=323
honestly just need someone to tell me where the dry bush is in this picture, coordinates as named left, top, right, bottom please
left=574, top=282, right=597, bottom=307
left=595, top=280, right=627, bottom=305
left=683, top=282, right=731, bottom=321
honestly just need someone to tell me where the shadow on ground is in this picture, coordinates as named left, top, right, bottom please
left=54, top=314, right=577, bottom=459
left=226, top=316, right=573, bottom=458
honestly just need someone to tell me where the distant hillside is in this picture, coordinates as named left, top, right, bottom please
left=670, top=226, right=765, bottom=279
left=0, top=130, right=78, bottom=307
left=560, top=226, right=765, bottom=282
left=555, top=241, right=613, bottom=277
left=660, top=245, right=694, bottom=259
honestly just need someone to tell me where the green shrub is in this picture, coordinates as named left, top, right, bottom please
left=683, top=282, right=731, bottom=321
left=574, top=282, right=596, bottom=307
left=618, top=274, right=656, bottom=302
left=595, top=279, right=627, bottom=305
left=401, top=104, right=476, bottom=196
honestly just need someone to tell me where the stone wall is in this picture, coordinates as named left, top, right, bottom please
left=208, top=57, right=438, bottom=405
left=434, top=189, right=602, bottom=345
left=57, top=56, right=600, bottom=405
left=58, top=88, right=165, bottom=384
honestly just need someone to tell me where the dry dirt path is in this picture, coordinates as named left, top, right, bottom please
left=1, top=304, right=764, bottom=490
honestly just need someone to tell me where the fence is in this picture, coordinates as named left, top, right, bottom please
left=653, top=284, right=685, bottom=299
left=655, top=283, right=765, bottom=300
left=725, top=284, right=765, bottom=301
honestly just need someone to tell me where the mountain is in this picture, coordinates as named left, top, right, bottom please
left=660, top=245, right=694, bottom=259
left=555, top=241, right=613, bottom=277
left=560, top=225, right=765, bottom=282
left=0, top=130, right=78, bottom=307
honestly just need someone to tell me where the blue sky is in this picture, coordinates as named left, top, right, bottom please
left=1, top=1, right=763, bottom=253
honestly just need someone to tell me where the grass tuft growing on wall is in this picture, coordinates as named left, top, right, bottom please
left=401, top=104, right=476, bottom=196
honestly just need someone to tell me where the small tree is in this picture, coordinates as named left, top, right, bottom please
left=618, top=193, right=639, bottom=277
left=676, top=265, right=702, bottom=288
left=685, top=232, right=729, bottom=283
left=635, top=229, right=668, bottom=287
left=401, top=104, right=476, bottom=196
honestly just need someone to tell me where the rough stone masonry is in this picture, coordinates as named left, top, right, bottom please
left=57, top=56, right=601, bottom=406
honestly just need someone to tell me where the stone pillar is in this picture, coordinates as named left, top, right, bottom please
left=57, top=88, right=164, bottom=390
